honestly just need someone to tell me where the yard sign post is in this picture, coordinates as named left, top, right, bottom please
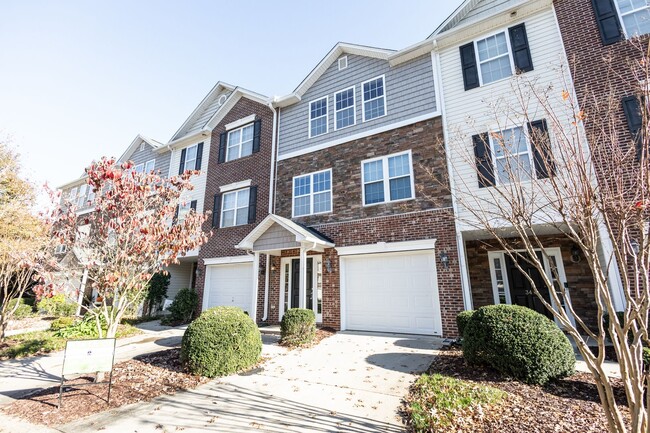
left=58, top=338, right=117, bottom=409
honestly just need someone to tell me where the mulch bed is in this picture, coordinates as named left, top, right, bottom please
left=408, top=348, right=630, bottom=432
left=2, top=348, right=209, bottom=426
left=278, top=327, right=337, bottom=349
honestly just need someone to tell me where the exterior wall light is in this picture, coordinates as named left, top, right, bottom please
left=325, top=258, right=332, bottom=273
left=439, top=252, right=449, bottom=269
left=571, top=245, right=581, bottom=263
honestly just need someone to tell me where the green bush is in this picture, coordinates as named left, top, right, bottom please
left=180, top=306, right=262, bottom=378
left=456, top=310, right=474, bottom=338
left=463, top=304, right=575, bottom=385
left=280, top=308, right=316, bottom=346
left=37, top=294, right=77, bottom=317
left=50, top=316, right=76, bottom=332
left=166, top=288, right=198, bottom=324
left=7, top=298, right=33, bottom=319
left=145, top=272, right=169, bottom=315
left=55, top=312, right=106, bottom=338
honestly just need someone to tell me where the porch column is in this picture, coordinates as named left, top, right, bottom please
left=251, top=252, right=260, bottom=322
left=75, top=268, right=88, bottom=316
left=299, top=246, right=307, bottom=309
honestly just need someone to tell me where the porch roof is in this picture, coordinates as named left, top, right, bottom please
left=235, top=214, right=334, bottom=254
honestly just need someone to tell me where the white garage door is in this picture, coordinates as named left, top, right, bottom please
left=205, top=263, right=254, bottom=314
left=342, top=250, right=442, bottom=335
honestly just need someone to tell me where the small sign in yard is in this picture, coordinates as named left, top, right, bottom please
left=58, top=338, right=117, bottom=408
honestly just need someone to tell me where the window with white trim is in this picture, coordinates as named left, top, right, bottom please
left=77, top=184, right=88, bottom=208
left=226, top=123, right=254, bottom=162
left=177, top=202, right=191, bottom=223
left=334, top=87, right=355, bottom=130
left=309, top=97, right=328, bottom=137
left=221, top=188, right=250, bottom=228
left=362, top=76, right=386, bottom=121
left=475, top=32, right=512, bottom=84
left=135, top=159, right=155, bottom=173
left=490, top=126, right=533, bottom=184
left=362, top=151, right=413, bottom=205
left=68, top=187, right=78, bottom=201
left=615, top=0, right=650, bottom=37
left=55, top=244, right=67, bottom=254
left=183, top=145, right=197, bottom=172
left=293, top=169, right=332, bottom=217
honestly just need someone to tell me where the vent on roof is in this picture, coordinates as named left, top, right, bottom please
left=139, top=142, right=145, bottom=151
left=218, top=94, right=227, bottom=105
left=338, top=56, right=348, bottom=71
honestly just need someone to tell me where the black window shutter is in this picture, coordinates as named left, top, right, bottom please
left=248, top=186, right=258, bottom=224
left=190, top=200, right=197, bottom=211
left=178, top=149, right=187, bottom=175
left=212, top=194, right=221, bottom=228
left=173, top=205, right=179, bottom=225
left=460, top=42, right=480, bottom=91
left=195, top=142, right=203, bottom=171
left=218, top=132, right=227, bottom=163
left=592, top=0, right=624, bottom=45
left=473, top=133, right=495, bottom=188
left=528, top=119, right=555, bottom=179
left=622, top=96, right=644, bottom=159
left=508, top=24, right=534, bottom=73
left=252, top=119, right=262, bottom=153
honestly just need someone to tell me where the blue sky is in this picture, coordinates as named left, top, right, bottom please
left=1, top=0, right=461, bottom=189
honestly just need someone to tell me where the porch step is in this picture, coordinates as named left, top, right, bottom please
left=258, top=325, right=281, bottom=335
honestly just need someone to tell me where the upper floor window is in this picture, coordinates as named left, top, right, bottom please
left=615, top=0, right=650, bottom=37
left=490, top=127, right=532, bottom=184
left=179, top=142, right=203, bottom=175
left=135, top=159, right=155, bottom=174
left=69, top=187, right=78, bottom=201
left=362, top=151, right=413, bottom=206
left=476, top=32, right=512, bottom=85
left=221, top=188, right=250, bottom=228
left=335, top=87, right=356, bottom=130
left=184, top=145, right=197, bottom=172
left=309, top=97, right=328, bottom=138
left=293, top=169, right=332, bottom=217
left=77, top=184, right=88, bottom=208
left=362, top=76, right=386, bottom=121
left=227, top=123, right=254, bottom=162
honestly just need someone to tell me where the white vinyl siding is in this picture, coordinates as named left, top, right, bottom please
left=292, top=169, right=332, bottom=217
left=334, top=87, right=355, bottom=130
left=221, top=188, right=250, bottom=228
left=226, top=123, right=254, bottom=161
left=309, top=97, right=328, bottom=138
left=362, top=151, right=414, bottom=205
left=361, top=75, right=386, bottom=121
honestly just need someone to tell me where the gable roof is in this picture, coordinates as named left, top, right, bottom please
left=169, top=81, right=236, bottom=142
left=274, top=42, right=396, bottom=108
left=236, top=214, right=335, bottom=251
left=117, top=134, right=163, bottom=164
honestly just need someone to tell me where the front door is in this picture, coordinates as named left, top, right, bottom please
left=505, top=252, right=554, bottom=319
left=290, top=258, right=313, bottom=310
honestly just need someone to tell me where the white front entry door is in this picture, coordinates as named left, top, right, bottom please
left=342, top=250, right=442, bottom=335
left=204, top=262, right=254, bottom=314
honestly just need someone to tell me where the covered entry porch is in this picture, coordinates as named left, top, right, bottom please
left=236, top=214, right=334, bottom=324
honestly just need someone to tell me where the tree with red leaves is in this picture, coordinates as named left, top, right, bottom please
left=54, top=157, right=210, bottom=338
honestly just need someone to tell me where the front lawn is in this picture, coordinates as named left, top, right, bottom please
left=0, top=324, right=141, bottom=360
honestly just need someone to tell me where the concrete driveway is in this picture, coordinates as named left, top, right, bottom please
left=57, top=331, right=443, bottom=433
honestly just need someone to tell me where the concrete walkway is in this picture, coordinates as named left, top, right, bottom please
left=0, top=321, right=189, bottom=406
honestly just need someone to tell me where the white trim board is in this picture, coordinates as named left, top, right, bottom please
left=219, top=179, right=252, bottom=193
left=203, top=255, right=254, bottom=266
left=225, top=114, right=256, bottom=131
left=277, top=111, right=440, bottom=161
left=336, top=239, right=437, bottom=256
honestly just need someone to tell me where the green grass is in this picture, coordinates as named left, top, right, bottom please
left=0, top=324, right=141, bottom=360
left=405, top=373, right=506, bottom=432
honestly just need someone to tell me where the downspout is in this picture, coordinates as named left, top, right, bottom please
left=267, top=99, right=278, bottom=214
left=262, top=253, right=270, bottom=321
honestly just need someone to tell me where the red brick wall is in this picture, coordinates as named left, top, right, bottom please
left=195, top=97, right=274, bottom=321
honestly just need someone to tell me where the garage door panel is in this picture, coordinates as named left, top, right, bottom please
left=343, top=251, right=442, bottom=335
left=206, top=263, right=253, bottom=313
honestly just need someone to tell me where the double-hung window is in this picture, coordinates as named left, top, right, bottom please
left=77, top=184, right=88, bottom=208
left=309, top=97, right=328, bottom=137
left=221, top=188, right=250, bottom=228
left=362, top=76, right=386, bottom=121
left=227, top=123, right=254, bottom=161
left=183, top=145, right=198, bottom=172
left=293, top=169, right=332, bottom=217
left=334, top=87, right=355, bottom=130
left=177, top=202, right=192, bottom=223
left=476, top=32, right=513, bottom=85
left=615, top=0, right=650, bottom=37
left=490, top=126, right=533, bottom=184
left=362, top=151, right=414, bottom=205
left=69, top=187, right=78, bottom=202
left=135, top=159, right=155, bottom=173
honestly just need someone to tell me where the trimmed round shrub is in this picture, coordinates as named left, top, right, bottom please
left=50, top=316, right=76, bottom=331
left=7, top=298, right=33, bottom=319
left=181, top=306, right=262, bottom=378
left=166, top=288, right=198, bottom=324
left=463, top=304, right=575, bottom=385
left=280, top=308, right=316, bottom=346
left=37, top=294, right=77, bottom=317
left=456, top=310, right=474, bottom=338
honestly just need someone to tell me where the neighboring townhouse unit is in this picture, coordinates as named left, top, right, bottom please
left=235, top=43, right=465, bottom=337
left=432, top=0, right=626, bottom=328
left=189, top=85, right=275, bottom=323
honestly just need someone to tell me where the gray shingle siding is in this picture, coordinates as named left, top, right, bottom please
left=130, top=143, right=171, bottom=178
left=278, top=53, right=437, bottom=158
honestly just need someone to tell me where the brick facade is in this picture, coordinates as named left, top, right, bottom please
left=271, top=117, right=465, bottom=337
left=194, top=97, right=274, bottom=322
